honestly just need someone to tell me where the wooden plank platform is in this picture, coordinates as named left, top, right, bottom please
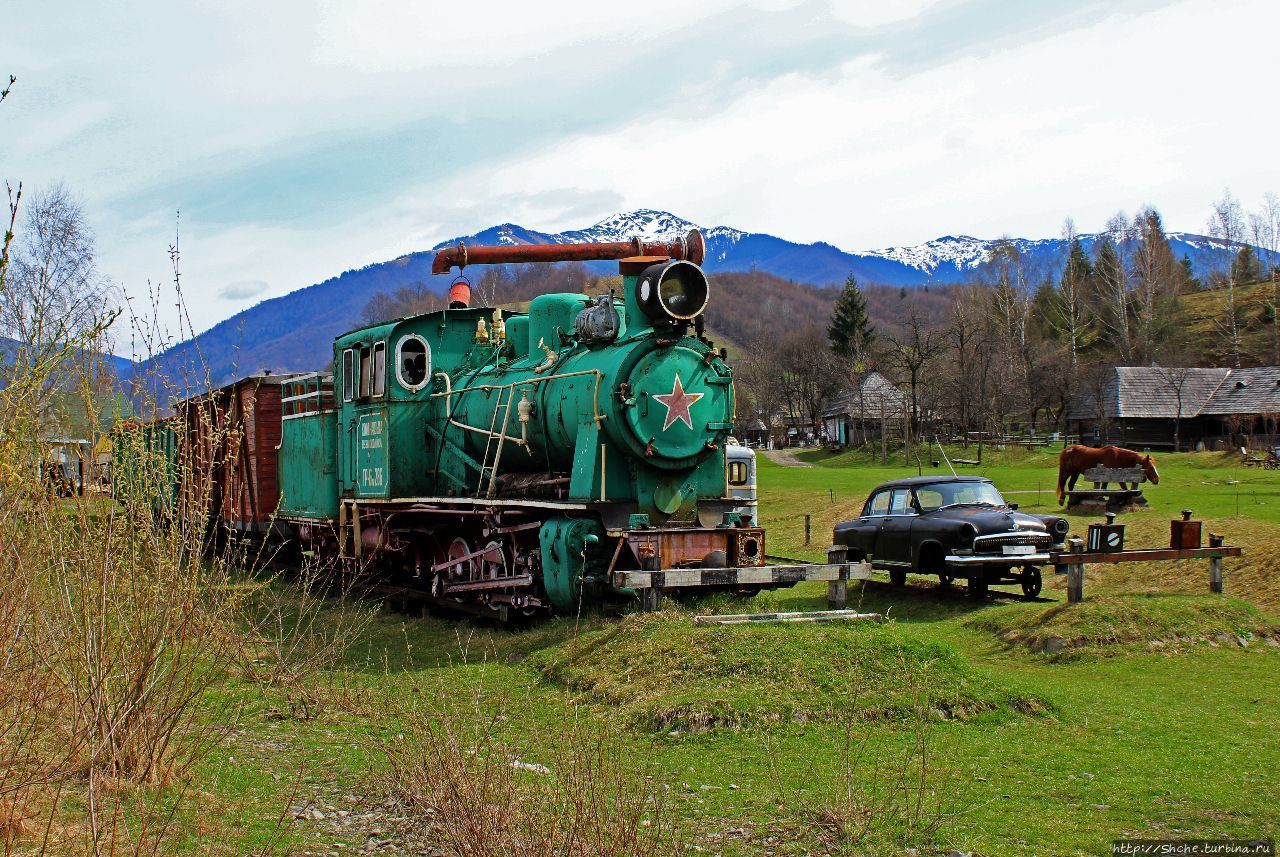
left=1052, top=536, right=1243, bottom=602
left=692, top=610, right=884, bottom=626
left=1051, top=546, right=1242, bottom=566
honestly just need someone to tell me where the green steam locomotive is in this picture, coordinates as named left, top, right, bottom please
left=130, top=231, right=861, bottom=619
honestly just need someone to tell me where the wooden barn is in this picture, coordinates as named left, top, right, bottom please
left=1068, top=365, right=1280, bottom=451
left=821, top=372, right=908, bottom=448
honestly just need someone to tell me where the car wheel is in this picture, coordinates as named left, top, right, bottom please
left=967, top=576, right=989, bottom=599
left=889, top=568, right=907, bottom=586
left=1021, top=566, right=1043, bottom=599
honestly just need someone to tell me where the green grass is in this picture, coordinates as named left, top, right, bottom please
left=528, top=611, right=1049, bottom=730
left=966, top=593, right=1280, bottom=658
left=157, top=446, right=1280, bottom=855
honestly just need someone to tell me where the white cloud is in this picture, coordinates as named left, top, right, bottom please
left=218, top=280, right=270, bottom=300
left=416, top=0, right=1275, bottom=249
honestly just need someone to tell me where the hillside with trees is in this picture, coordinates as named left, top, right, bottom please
left=731, top=193, right=1280, bottom=445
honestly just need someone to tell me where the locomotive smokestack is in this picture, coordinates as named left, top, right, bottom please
left=431, top=229, right=705, bottom=275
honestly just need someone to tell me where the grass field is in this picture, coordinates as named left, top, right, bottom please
left=133, top=448, right=1280, bottom=855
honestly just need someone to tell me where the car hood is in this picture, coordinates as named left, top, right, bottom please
left=924, top=507, right=1046, bottom=534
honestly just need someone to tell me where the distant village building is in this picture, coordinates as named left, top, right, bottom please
left=821, top=372, right=908, bottom=448
left=1067, top=365, right=1280, bottom=450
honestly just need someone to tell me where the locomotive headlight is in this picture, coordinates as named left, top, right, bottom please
left=636, top=260, right=709, bottom=322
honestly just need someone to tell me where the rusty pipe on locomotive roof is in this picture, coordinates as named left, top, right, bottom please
left=430, top=229, right=706, bottom=275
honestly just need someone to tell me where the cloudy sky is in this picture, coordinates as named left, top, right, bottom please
left=4, top=0, right=1277, bottom=346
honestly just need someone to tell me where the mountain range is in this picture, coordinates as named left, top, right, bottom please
left=128, top=209, right=1254, bottom=393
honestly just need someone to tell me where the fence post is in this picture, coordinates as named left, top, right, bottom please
left=1066, top=537, right=1085, bottom=603
left=804, top=514, right=811, bottom=545
left=827, top=547, right=848, bottom=609
left=1208, top=532, right=1224, bottom=594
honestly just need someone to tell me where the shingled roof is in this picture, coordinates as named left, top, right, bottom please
left=822, top=372, right=907, bottom=419
left=1070, top=365, right=1280, bottom=420
left=1201, top=366, right=1280, bottom=415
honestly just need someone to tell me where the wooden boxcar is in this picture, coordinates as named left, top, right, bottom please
left=177, top=373, right=304, bottom=533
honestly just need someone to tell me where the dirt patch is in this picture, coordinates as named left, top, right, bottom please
left=761, top=449, right=813, bottom=467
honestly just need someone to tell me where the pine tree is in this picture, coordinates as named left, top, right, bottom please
left=1088, top=234, right=1132, bottom=361
left=1039, top=236, right=1094, bottom=367
left=1231, top=245, right=1262, bottom=284
left=1180, top=255, right=1201, bottom=290
left=828, top=274, right=875, bottom=370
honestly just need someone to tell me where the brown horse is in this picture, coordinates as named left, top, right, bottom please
left=1057, top=445, right=1160, bottom=503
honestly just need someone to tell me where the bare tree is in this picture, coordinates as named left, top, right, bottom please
left=2, top=185, right=113, bottom=373
left=1155, top=365, right=1195, bottom=451
left=1207, top=189, right=1247, bottom=368
left=1250, top=192, right=1280, bottom=363
left=775, top=326, right=846, bottom=444
left=941, top=287, right=996, bottom=442
left=879, top=312, right=944, bottom=455
left=361, top=282, right=436, bottom=325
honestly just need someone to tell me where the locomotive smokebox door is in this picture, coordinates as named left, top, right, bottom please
left=1170, top=509, right=1202, bottom=549
left=1087, top=512, right=1125, bottom=552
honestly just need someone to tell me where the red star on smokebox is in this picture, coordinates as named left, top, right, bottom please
left=654, top=374, right=704, bottom=431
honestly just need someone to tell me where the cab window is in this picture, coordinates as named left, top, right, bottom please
left=866, top=491, right=891, bottom=515
left=372, top=342, right=386, bottom=397
left=888, top=488, right=914, bottom=515
left=358, top=347, right=372, bottom=398
left=341, top=349, right=354, bottom=402
left=727, top=460, right=748, bottom=486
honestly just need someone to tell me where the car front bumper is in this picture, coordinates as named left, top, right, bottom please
left=944, top=552, right=1051, bottom=567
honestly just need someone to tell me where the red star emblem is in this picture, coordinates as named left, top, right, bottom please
left=653, top=374, right=704, bottom=431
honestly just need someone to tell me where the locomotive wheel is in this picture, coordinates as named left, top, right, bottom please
left=889, top=568, right=907, bottom=587
left=479, top=539, right=510, bottom=579
left=438, top=536, right=475, bottom=601
left=1021, top=566, right=1043, bottom=599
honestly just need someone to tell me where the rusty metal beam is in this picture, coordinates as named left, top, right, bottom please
left=430, top=229, right=706, bottom=274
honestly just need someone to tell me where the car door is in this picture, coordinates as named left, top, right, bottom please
left=852, top=489, right=891, bottom=562
left=876, top=487, right=916, bottom=567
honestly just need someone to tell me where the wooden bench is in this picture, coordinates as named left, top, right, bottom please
left=1065, top=466, right=1149, bottom=512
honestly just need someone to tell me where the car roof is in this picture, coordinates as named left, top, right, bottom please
left=871, top=475, right=993, bottom=490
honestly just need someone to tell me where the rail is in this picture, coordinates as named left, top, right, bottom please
left=1052, top=536, right=1243, bottom=602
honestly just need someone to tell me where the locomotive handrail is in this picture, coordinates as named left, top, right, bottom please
left=432, top=369, right=607, bottom=431
left=429, top=368, right=608, bottom=497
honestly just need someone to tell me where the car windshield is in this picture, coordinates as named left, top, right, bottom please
left=914, top=481, right=1006, bottom=512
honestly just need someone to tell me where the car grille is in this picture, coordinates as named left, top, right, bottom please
left=973, top=532, right=1051, bottom=554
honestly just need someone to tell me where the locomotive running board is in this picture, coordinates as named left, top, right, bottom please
left=614, top=561, right=872, bottom=611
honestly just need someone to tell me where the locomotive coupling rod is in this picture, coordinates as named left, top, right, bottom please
left=431, top=229, right=706, bottom=274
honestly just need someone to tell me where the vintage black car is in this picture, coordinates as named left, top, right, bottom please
left=831, top=476, right=1069, bottom=598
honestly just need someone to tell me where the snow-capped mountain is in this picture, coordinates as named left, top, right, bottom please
left=433, top=209, right=1247, bottom=287
left=135, top=208, right=1260, bottom=391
